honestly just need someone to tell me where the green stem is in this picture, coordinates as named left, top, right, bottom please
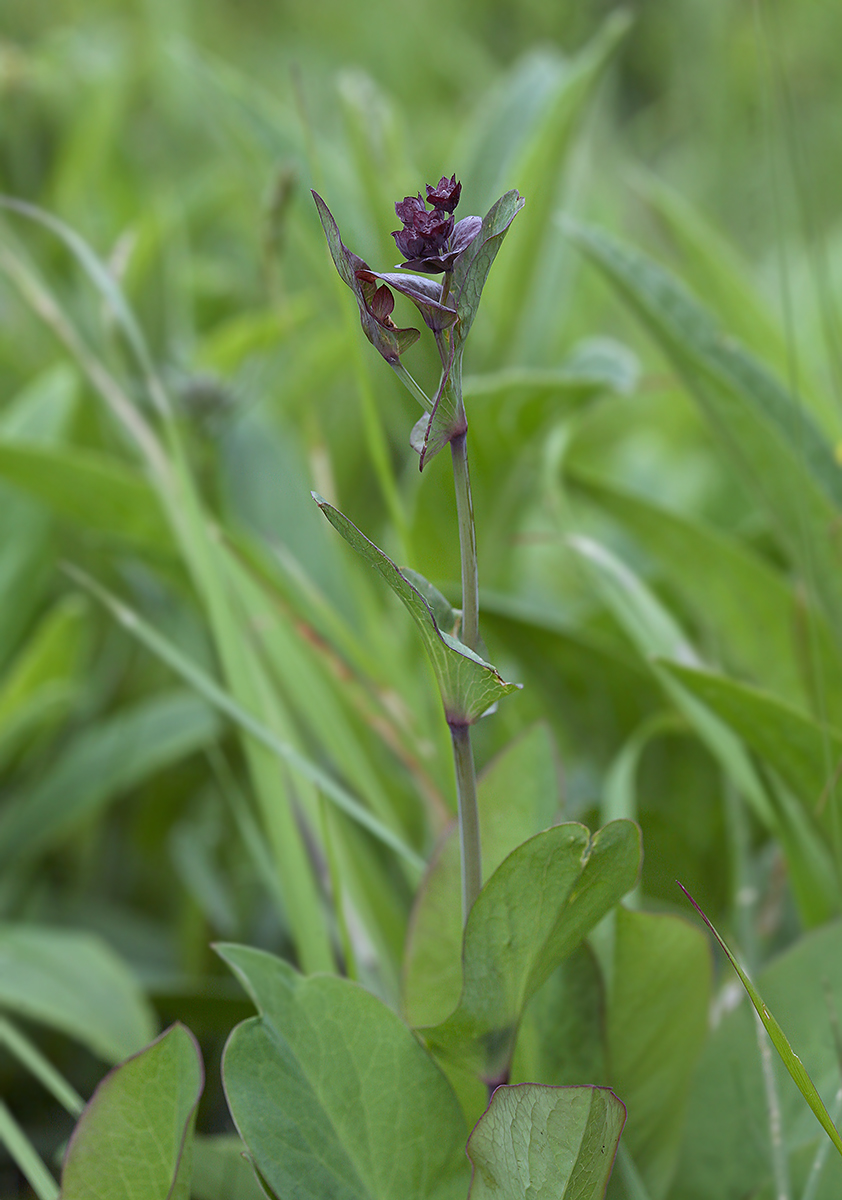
left=392, top=361, right=433, bottom=412
left=451, top=431, right=479, bottom=653
left=451, top=722, right=482, bottom=923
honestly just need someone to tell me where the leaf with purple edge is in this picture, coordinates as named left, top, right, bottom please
left=217, top=944, right=470, bottom=1200
left=466, top=1083, right=626, bottom=1200
left=450, top=191, right=525, bottom=349
left=411, top=354, right=465, bottom=471
left=313, top=494, right=520, bottom=724
left=312, top=191, right=420, bottom=364
left=359, top=269, right=458, bottom=333
left=59, top=1023, right=204, bottom=1200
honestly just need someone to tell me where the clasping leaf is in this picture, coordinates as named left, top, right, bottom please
left=314, top=495, right=520, bottom=725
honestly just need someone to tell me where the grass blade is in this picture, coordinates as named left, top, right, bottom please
left=66, top=565, right=425, bottom=873
left=0, top=1101, right=58, bottom=1200
left=679, top=883, right=842, bottom=1161
left=0, top=1017, right=84, bottom=1117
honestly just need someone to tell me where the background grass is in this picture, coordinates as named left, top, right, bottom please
left=3, top=1, right=842, bottom=1196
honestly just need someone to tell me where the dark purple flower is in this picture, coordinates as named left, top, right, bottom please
left=392, top=198, right=454, bottom=263
left=426, top=175, right=461, bottom=212
left=391, top=176, right=480, bottom=274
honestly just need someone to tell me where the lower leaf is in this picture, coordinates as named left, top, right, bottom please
left=218, top=944, right=470, bottom=1200
left=467, top=1084, right=625, bottom=1199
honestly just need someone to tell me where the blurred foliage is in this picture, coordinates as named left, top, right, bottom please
left=3, top=0, right=842, bottom=1196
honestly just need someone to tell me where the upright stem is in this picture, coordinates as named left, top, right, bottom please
left=451, top=431, right=479, bottom=653
left=451, top=722, right=482, bottom=923
left=450, top=406, right=482, bottom=923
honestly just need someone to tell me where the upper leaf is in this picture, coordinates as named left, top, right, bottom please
left=411, top=190, right=525, bottom=470
left=312, top=191, right=420, bottom=364
left=314, top=495, right=520, bottom=724
left=450, top=190, right=525, bottom=349
left=358, top=269, right=458, bottom=333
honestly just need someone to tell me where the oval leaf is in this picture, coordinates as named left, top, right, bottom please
left=218, top=944, right=470, bottom=1200
left=60, top=1023, right=204, bottom=1200
left=467, top=1083, right=625, bottom=1200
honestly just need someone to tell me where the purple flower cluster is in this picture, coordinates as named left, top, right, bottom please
left=392, top=175, right=481, bottom=273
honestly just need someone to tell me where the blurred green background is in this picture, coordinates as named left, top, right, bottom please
left=3, top=0, right=842, bottom=1195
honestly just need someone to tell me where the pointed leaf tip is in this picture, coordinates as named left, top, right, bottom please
left=313, top=193, right=419, bottom=364
left=315, top=499, right=520, bottom=723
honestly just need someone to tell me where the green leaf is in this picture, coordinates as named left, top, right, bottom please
left=404, top=723, right=561, bottom=1028
left=604, top=909, right=711, bottom=1199
left=2, top=205, right=336, bottom=975
left=464, top=344, right=640, bottom=406
left=0, top=594, right=87, bottom=771
left=510, top=947, right=606, bottom=1092
left=224, top=548, right=402, bottom=836
left=421, top=821, right=641, bottom=1085
left=466, top=1083, right=626, bottom=1200
left=0, top=366, right=76, bottom=674
left=451, top=189, right=526, bottom=350
left=0, top=691, right=222, bottom=867
left=0, top=1100, right=59, bottom=1200
left=60, top=1023, right=203, bottom=1200
left=191, top=1134, right=265, bottom=1200
left=218, top=943, right=470, bottom=1200
left=315, top=495, right=521, bottom=723
left=0, top=1017, right=84, bottom=1117
left=0, top=924, right=156, bottom=1063
left=631, top=170, right=789, bottom=377
left=565, top=221, right=842, bottom=636
left=472, top=14, right=630, bottom=360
